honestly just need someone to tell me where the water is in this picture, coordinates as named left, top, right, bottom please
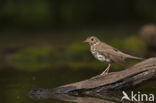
left=0, top=67, right=156, bottom=103
left=0, top=67, right=98, bottom=103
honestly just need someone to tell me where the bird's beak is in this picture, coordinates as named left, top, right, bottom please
left=83, top=39, right=88, bottom=43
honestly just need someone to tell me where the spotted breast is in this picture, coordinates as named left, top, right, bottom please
left=90, top=42, right=112, bottom=63
left=91, top=50, right=111, bottom=63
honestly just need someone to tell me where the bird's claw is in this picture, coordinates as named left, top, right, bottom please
left=91, top=73, right=108, bottom=79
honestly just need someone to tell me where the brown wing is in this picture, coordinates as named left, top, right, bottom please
left=97, top=49, right=128, bottom=66
left=98, top=42, right=143, bottom=61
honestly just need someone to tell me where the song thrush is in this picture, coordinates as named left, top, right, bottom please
left=84, top=36, right=143, bottom=76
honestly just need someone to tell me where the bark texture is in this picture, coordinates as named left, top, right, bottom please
left=51, top=58, right=156, bottom=95
left=28, top=58, right=156, bottom=102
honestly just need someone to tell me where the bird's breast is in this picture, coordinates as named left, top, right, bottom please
left=91, top=50, right=111, bottom=63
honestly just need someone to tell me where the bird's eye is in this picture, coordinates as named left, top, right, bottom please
left=91, top=38, right=94, bottom=41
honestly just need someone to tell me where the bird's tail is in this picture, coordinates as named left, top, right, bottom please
left=126, top=55, right=144, bottom=61
left=118, top=51, right=144, bottom=60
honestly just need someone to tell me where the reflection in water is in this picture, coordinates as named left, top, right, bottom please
left=28, top=87, right=149, bottom=103
left=0, top=67, right=156, bottom=103
left=28, top=88, right=121, bottom=103
left=27, top=80, right=156, bottom=103
left=52, top=95, right=118, bottom=103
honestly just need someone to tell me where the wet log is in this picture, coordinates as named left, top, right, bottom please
left=49, top=58, right=156, bottom=95
left=28, top=57, right=156, bottom=100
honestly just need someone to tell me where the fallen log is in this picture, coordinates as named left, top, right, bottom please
left=28, top=57, right=156, bottom=101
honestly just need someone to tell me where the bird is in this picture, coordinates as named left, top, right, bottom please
left=83, top=36, right=143, bottom=77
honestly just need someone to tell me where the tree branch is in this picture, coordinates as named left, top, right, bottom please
left=28, top=58, right=156, bottom=101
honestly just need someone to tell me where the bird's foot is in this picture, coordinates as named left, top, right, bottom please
left=91, top=73, right=108, bottom=79
left=100, top=72, right=108, bottom=76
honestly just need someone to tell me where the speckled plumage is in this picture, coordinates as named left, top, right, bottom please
left=84, top=36, right=143, bottom=76
left=91, top=43, right=111, bottom=63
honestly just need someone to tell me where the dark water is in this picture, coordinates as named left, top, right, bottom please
left=0, top=67, right=98, bottom=103
left=0, top=67, right=156, bottom=103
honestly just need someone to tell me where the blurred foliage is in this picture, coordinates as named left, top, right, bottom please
left=67, top=43, right=88, bottom=53
left=136, top=0, right=156, bottom=21
left=0, top=1, right=155, bottom=103
left=66, top=43, right=91, bottom=61
left=0, top=0, right=156, bottom=30
left=10, top=47, right=57, bottom=71
left=123, top=36, right=146, bottom=55
left=11, top=47, right=56, bottom=61
left=110, top=39, right=123, bottom=50
left=8, top=36, right=146, bottom=72
left=111, top=36, right=146, bottom=56
left=10, top=62, right=53, bottom=72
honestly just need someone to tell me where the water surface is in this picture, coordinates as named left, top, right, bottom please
left=0, top=67, right=156, bottom=103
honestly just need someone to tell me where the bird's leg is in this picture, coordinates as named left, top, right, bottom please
left=91, top=63, right=111, bottom=79
left=100, top=63, right=111, bottom=75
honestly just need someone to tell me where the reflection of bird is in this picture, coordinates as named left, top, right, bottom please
left=84, top=36, right=143, bottom=76
left=121, top=91, right=130, bottom=101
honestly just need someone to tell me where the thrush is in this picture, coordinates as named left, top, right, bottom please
left=84, top=36, right=143, bottom=76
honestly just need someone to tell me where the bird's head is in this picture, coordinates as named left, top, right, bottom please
left=83, top=36, right=100, bottom=45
